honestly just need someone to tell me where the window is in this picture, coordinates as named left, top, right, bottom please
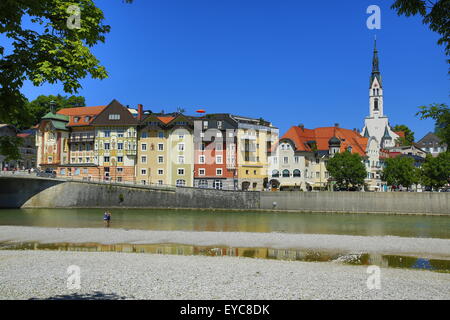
left=178, top=135, right=184, bottom=140
left=158, top=143, right=164, bottom=151
left=60, top=168, right=66, bottom=175
left=178, top=168, right=185, bottom=175
left=86, top=144, right=91, bottom=151
left=272, top=170, right=279, bottom=178
left=141, top=169, right=147, bottom=175
left=316, top=158, right=320, bottom=164
left=158, top=180, right=163, bottom=185
left=293, top=169, right=301, bottom=177
left=216, top=143, right=223, bottom=151
left=141, top=143, right=147, bottom=151
left=178, top=155, right=185, bottom=164
left=86, top=157, right=90, bottom=163
left=141, top=180, right=147, bottom=185
left=158, top=156, right=164, bottom=163
left=214, top=180, right=223, bottom=190
left=104, top=131, right=110, bottom=137
left=347, top=146, right=352, bottom=153
left=117, top=130, right=124, bottom=137
left=198, top=179, right=208, bottom=188
left=199, top=168, right=206, bottom=176
left=108, top=114, right=120, bottom=120
left=294, top=156, right=299, bottom=164
left=104, top=156, right=110, bottom=162
left=117, top=167, right=123, bottom=173
left=178, top=143, right=185, bottom=151
left=74, top=168, right=80, bottom=176
left=216, top=155, right=223, bottom=164
left=83, top=168, right=88, bottom=174
left=158, top=131, right=164, bottom=138
left=282, top=169, right=290, bottom=177
left=203, top=121, right=208, bottom=129
left=199, top=155, right=205, bottom=164
left=78, top=157, right=82, bottom=163
left=200, top=143, right=206, bottom=151
left=141, top=131, right=148, bottom=138
left=374, top=98, right=379, bottom=111
left=117, top=143, right=123, bottom=150
left=74, top=117, right=80, bottom=123
left=216, top=168, right=223, bottom=176
left=158, top=169, right=164, bottom=175
left=217, top=121, right=223, bottom=129
left=283, top=157, right=288, bottom=164
left=176, top=179, right=186, bottom=187
left=104, top=143, right=110, bottom=150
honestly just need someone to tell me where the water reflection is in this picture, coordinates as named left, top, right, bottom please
left=1, top=241, right=449, bottom=273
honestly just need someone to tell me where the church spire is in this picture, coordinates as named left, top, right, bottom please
left=370, top=36, right=382, bottom=87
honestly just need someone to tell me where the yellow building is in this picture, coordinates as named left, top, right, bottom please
left=235, top=116, right=278, bottom=191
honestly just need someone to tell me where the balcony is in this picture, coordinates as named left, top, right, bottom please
left=69, top=136, right=95, bottom=143
left=125, top=149, right=137, bottom=156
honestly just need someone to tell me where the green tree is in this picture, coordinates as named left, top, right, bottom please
left=0, top=0, right=131, bottom=158
left=420, top=153, right=450, bottom=189
left=326, top=151, right=367, bottom=190
left=0, top=136, right=22, bottom=162
left=416, top=103, right=450, bottom=147
left=24, top=94, right=85, bottom=129
left=393, top=124, right=415, bottom=146
left=391, top=0, right=450, bottom=71
left=382, top=156, right=420, bottom=189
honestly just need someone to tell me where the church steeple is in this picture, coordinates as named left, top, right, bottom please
left=368, top=37, right=383, bottom=118
left=370, top=37, right=382, bottom=87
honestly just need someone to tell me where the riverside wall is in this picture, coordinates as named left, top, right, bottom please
left=0, top=177, right=448, bottom=214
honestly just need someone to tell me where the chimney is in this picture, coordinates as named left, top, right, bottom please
left=138, top=104, right=143, bottom=120
left=298, top=123, right=304, bottom=131
left=334, top=123, right=339, bottom=128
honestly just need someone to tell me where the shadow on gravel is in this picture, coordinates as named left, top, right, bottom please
left=30, top=291, right=129, bottom=300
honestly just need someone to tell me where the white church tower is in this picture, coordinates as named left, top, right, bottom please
left=361, top=39, right=399, bottom=149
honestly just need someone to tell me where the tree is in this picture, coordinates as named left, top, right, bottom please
left=393, top=124, right=415, bottom=146
left=326, top=151, right=367, bottom=190
left=382, top=156, right=420, bottom=189
left=0, top=0, right=131, bottom=159
left=416, top=103, right=450, bottom=147
left=391, top=0, right=450, bottom=71
left=420, top=153, right=450, bottom=189
left=24, top=94, right=85, bottom=129
left=0, top=136, right=22, bottom=162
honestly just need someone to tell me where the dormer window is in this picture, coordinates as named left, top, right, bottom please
left=74, top=117, right=80, bottom=123
left=109, top=114, right=120, bottom=120
left=85, top=116, right=90, bottom=122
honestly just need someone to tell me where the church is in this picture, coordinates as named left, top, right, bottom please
left=361, top=39, right=400, bottom=149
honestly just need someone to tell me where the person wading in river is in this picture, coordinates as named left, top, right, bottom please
left=103, top=211, right=111, bottom=228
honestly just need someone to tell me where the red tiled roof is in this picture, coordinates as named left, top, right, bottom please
left=395, top=131, right=405, bottom=138
left=157, top=116, right=175, bottom=124
left=281, top=126, right=368, bottom=156
left=57, top=106, right=107, bottom=126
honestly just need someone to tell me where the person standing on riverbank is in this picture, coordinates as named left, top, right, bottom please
left=103, top=211, right=111, bottom=228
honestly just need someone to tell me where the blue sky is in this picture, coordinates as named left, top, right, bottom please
left=18, top=0, right=449, bottom=139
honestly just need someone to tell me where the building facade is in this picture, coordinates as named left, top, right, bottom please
left=416, top=132, right=447, bottom=157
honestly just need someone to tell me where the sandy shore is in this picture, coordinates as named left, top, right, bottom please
left=0, top=250, right=449, bottom=300
left=0, top=226, right=449, bottom=258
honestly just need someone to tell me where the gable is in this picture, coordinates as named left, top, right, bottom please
left=90, top=100, right=138, bottom=126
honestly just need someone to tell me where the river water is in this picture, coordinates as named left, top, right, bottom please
left=0, top=208, right=449, bottom=239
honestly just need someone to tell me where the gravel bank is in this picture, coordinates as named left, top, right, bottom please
left=0, top=250, right=449, bottom=300
left=0, top=226, right=450, bottom=258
